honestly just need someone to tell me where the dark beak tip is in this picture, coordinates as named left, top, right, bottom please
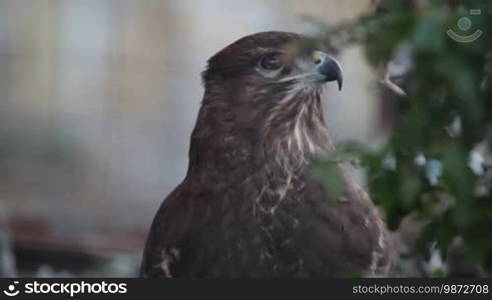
left=317, top=55, right=343, bottom=91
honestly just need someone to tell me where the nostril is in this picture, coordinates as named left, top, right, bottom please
left=312, top=51, right=326, bottom=65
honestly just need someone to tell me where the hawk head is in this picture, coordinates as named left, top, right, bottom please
left=190, top=31, right=343, bottom=174
left=203, top=31, right=342, bottom=90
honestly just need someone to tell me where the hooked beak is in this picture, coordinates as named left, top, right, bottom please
left=313, top=51, right=343, bottom=91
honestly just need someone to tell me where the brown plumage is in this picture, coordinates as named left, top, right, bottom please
left=140, top=31, right=394, bottom=277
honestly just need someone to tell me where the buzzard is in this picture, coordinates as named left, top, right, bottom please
left=141, top=31, right=394, bottom=277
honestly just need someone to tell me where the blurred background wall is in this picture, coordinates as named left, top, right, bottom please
left=0, top=0, right=381, bottom=276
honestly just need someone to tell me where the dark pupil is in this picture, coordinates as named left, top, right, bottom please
left=261, top=54, right=282, bottom=70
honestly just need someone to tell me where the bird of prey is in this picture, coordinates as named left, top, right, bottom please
left=141, top=31, right=394, bottom=277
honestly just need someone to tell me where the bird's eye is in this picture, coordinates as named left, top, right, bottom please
left=259, top=53, right=283, bottom=70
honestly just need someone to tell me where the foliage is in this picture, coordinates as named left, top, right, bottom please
left=315, top=0, right=492, bottom=276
